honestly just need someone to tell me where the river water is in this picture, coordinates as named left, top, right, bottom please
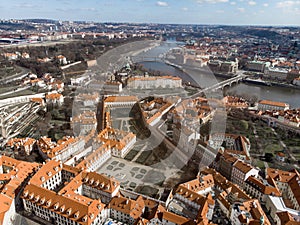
left=137, top=40, right=300, bottom=108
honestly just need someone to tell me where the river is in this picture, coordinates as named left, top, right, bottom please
left=137, top=40, right=300, bottom=108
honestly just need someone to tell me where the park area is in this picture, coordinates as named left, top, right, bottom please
left=225, top=110, right=300, bottom=170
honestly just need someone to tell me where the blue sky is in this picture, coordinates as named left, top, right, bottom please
left=0, top=0, right=299, bottom=26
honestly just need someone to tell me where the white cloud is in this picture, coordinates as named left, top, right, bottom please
left=15, top=3, right=35, bottom=8
left=197, top=0, right=229, bottom=4
left=230, top=2, right=237, bottom=5
left=81, top=7, right=97, bottom=12
left=216, top=10, right=225, bottom=13
left=248, top=1, right=256, bottom=5
left=237, top=7, right=245, bottom=12
left=182, top=7, right=188, bottom=11
left=276, top=1, right=300, bottom=14
left=263, top=3, right=269, bottom=7
left=156, top=1, right=168, bottom=7
left=276, top=0, right=300, bottom=8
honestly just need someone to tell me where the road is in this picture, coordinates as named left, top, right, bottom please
left=0, top=66, right=30, bottom=84
left=0, top=86, right=31, bottom=97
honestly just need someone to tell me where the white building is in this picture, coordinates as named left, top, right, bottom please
left=246, top=61, right=270, bottom=72
left=231, top=160, right=259, bottom=189
left=265, top=195, right=300, bottom=224
left=264, top=67, right=289, bottom=80
left=258, top=100, right=290, bottom=111
left=75, top=93, right=99, bottom=107
left=266, top=168, right=300, bottom=211
left=38, top=136, right=85, bottom=163
left=21, top=160, right=112, bottom=225
left=76, top=142, right=112, bottom=172
left=127, top=76, right=182, bottom=89
left=103, top=81, right=123, bottom=93
left=81, top=172, right=120, bottom=204
left=71, top=111, right=97, bottom=135
left=244, top=176, right=281, bottom=203
left=45, top=92, right=64, bottom=107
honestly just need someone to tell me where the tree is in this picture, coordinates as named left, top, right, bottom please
left=265, top=153, right=273, bottom=162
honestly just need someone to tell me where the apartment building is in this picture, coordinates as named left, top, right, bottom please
left=231, top=160, right=259, bottom=189
left=244, top=176, right=281, bottom=203
left=264, top=67, right=289, bottom=80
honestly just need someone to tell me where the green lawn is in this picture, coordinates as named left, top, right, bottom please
left=264, top=144, right=283, bottom=154
left=255, top=160, right=266, bottom=170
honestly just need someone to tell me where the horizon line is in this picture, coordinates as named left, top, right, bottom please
left=2, top=18, right=300, bottom=28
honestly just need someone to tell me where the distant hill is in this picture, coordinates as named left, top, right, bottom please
left=0, top=22, right=35, bottom=31
left=23, top=19, right=57, bottom=24
left=244, top=29, right=281, bottom=39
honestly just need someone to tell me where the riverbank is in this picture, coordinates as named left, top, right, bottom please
left=137, top=41, right=300, bottom=108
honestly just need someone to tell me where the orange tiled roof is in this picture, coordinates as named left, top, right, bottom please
left=175, top=185, right=208, bottom=206
left=246, top=176, right=281, bottom=196
left=30, top=160, right=62, bottom=186
left=158, top=211, right=194, bottom=224
left=179, top=174, right=214, bottom=194
left=0, top=156, right=39, bottom=220
left=276, top=211, right=300, bottom=225
left=30, top=98, right=45, bottom=105
left=104, top=95, right=138, bottom=103
left=6, top=137, right=36, bottom=149
left=266, top=168, right=296, bottom=183
left=22, top=183, right=104, bottom=225
left=81, top=171, right=119, bottom=194
left=233, top=160, right=254, bottom=174
left=39, top=136, right=79, bottom=159
left=46, top=92, right=63, bottom=100
left=259, top=100, right=288, bottom=108
left=109, top=195, right=145, bottom=219
left=95, top=127, right=135, bottom=152
left=241, top=199, right=271, bottom=225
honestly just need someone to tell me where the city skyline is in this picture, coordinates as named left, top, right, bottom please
left=0, top=0, right=299, bottom=26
